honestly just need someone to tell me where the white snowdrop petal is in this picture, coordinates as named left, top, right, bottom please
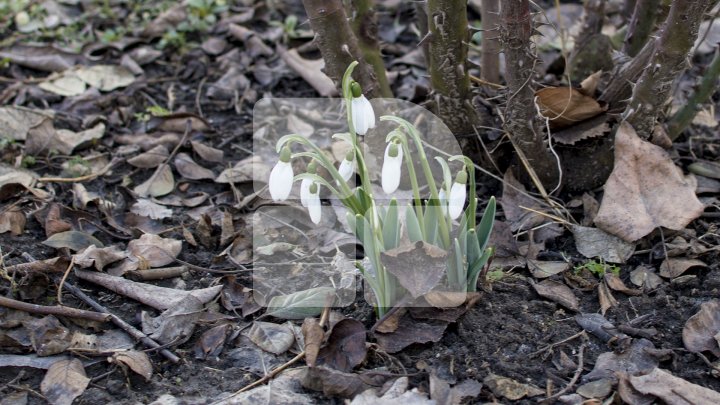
left=269, top=161, right=294, bottom=201
left=300, top=178, right=312, bottom=207
left=381, top=143, right=403, bottom=194
left=308, top=188, right=322, bottom=224
left=338, top=159, right=354, bottom=181
left=448, top=182, right=466, bottom=219
left=362, top=96, right=376, bottom=130
left=351, top=97, right=368, bottom=135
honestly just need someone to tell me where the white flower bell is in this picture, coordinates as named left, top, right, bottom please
left=350, top=82, right=375, bottom=135
left=448, top=170, right=467, bottom=220
left=338, top=150, right=355, bottom=182
left=438, top=185, right=449, bottom=216
left=381, top=140, right=403, bottom=194
left=269, top=146, right=293, bottom=201
left=300, top=160, right=317, bottom=207
left=307, top=182, right=322, bottom=224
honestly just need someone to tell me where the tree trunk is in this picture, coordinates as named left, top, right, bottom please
left=349, top=0, right=393, bottom=98
left=623, top=0, right=660, bottom=57
left=480, top=0, right=500, bottom=84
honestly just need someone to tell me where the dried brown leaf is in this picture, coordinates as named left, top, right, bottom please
left=532, top=280, right=579, bottom=311
left=74, top=245, right=126, bottom=271
left=191, top=140, right=224, bottom=163
left=572, top=225, right=635, bottom=263
left=194, top=323, right=230, bottom=360
left=483, top=373, right=544, bottom=401
left=598, top=281, right=617, bottom=315
left=174, top=152, right=215, bottom=180
left=682, top=299, right=720, bottom=356
left=246, top=321, right=295, bottom=355
left=374, top=313, right=448, bottom=353
left=127, top=233, right=181, bottom=268
left=43, top=231, right=104, bottom=252
left=659, top=258, right=707, bottom=279
left=382, top=241, right=447, bottom=299
left=0, top=208, right=26, bottom=236
left=594, top=122, right=705, bottom=242
left=316, top=319, right=366, bottom=372
left=630, top=266, right=664, bottom=291
left=134, top=164, right=175, bottom=198
left=630, top=368, right=720, bottom=404
left=604, top=273, right=642, bottom=296
left=40, top=359, right=90, bottom=405
left=127, top=145, right=169, bottom=168
left=302, top=318, right=324, bottom=367
left=112, top=350, right=152, bottom=381
left=535, top=86, right=606, bottom=128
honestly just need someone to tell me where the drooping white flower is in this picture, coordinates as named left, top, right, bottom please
left=381, top=141, right=403, bottom=194
left=448, top=170, right=468, bottom=220
left=307, top=182, right=322, bottom=224
left=269, top=146, right=293, bottom=201
left=438, top=186, right=449, bottom=216
left=300, top=160, right=317, bottom=207
left=338, top=150, right=355, bottom=182
left=350, top=82, right=375, bottom=135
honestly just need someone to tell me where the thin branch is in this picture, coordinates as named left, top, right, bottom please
left=0, top=295, right=110, bottom=323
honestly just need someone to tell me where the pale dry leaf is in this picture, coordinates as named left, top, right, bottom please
left=127, top=145, right=169, bottom=168
left=682, top=299, right=720, bottom=356
left=572, top=225, right=635, bottom=263
left=302, top=318, right=324, bottom=367
left=286, top=114, right=314, bottom=138
left=594, top=122, right=705, bottom=242
left=527, top=260, right=570, bottom=279
left=174, top=152, right=215, bottom=180
left=0, top=106, right=54, bottom=141
left=279, top=48, right=336, bottom=97
left=532, top=280, right=579, bottom=311
left=658, top=258, right=707, bottom=279
left=483, top=373, right=544, bottom=401
left=43, top=230, right=104, bottom=252
left=630, top=368, right=720, bottom=404
left=579, top=71, right=602, bottom=96
left=382, top=241, right=448, bottom=299
left=141, top=296, right=203, bottom=345
left=350, top=377, right=434, bottom=405
left=0, top=208, right=26, bottom=236
left=598, top=281, right=617, bottom=315
left=74, top=245, right=126, bottom=271
left=215, top=155, right=270, bottom=184
left=134, top=164, right=175, bottom=197
left=247, top=321, right=295, bottom=355
left=190, top=140, right=224, bottom=162
left=112, top=350, right=152, bottom=381
left=75, top=65, right=135, bottom=91
left=39, top=72, right=87, bottom=96
left=40, top=359, right=90, bottom=405
left=127, top=233, right=182, bottom=268
left=131, top=199, right=173, bottom=220
left=630, top=266, right=663, bottom=291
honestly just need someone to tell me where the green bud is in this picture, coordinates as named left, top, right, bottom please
left=345, top=150, right=355, bottom=161
left=388, top=142, right=399, bottom=158
left=350, top=81, right=362, bottom=98
left=307, top=160, right=317, bottom=173
left=279, top=146, right=292, bottom=163
left=455, top=169, right=468, bottom=185
left=309, top=182, right=318, bottom=194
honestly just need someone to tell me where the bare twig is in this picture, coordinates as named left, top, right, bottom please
left=0, top=295, right=110, bottom=323
left=539, top=338, right=586, bottom=403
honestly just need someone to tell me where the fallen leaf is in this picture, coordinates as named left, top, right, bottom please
left=303, top=366, right=388, bottom=398
left=141, top=296, right=203, bottom=345
left=598, top=281, right=617, bottom=315
left=279, top=48, right=336, bottom=97
left=194, top=323, right=230, bottom=360
left=39, top=73, right=87, bottom=96
left=572, top=225, right=635, bottom=263
left=0, top=106, right=54, bottom=141
left=134, top=164, right=175, bottom=197
left=127, top=145, right=169, bottom=168
left=374, top=312, right=448, bottom=353
left=630, top=368, right=720, bottom=404
left=659, top=258, right=707, bottom=279
left=528, top=260, right=570, bottom=279
left=131, top=199, right=173, bottom=220
left=535, top=86, right=606, bottom=128
left=316, top=319, right=366, bottom=372
left=302, top=318, right=324, bottom=367
left=604, top=273, right=642, bottom=296
left=74, top=245, right=126, bottom=271
left=141, top=4, right=187, bottom=38
left=215, top=155, right=270, bottom=184
left=576, top=378, right=613, bottom=399
left=630, top=266, right=663, bottom=291
left=127, top=233, right=182, bottom=268
left=190, top=140, right=224, bottom=162
left=247, top=321, right=295, bottom=355
left=0, top=44, right=84, bottom=72
left=585, top=338, right=659, bottom=381
left=349, top=376, right=434, bottom=404
left=483, top=373, right=544, bottom=401
left=0, top=208, right=26, bottom=236
left=111, top=350, right=152, bottom=381
left=532, top=280, right=579, bottom=311
left=174, top=152, right=215, bottom=180
left=43, top=231, right=104, bottom=252
left=75, top=65, right=135, bottom=91
left=26, top=316, right=72, bottom=356
left=682, top=299, right=720, bottom=356
left=423, top=291, right=468, bottom=308
left=382, top=241, right=448, bottom=299
left=266, top=287, right=336, bottom=320
left=41, top=359, right=90, bottom=405
left=594, top=122, right=705, bottom=242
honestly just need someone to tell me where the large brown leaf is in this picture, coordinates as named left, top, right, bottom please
left=382, top=241, right=447, bottom=299
left=535, top=86, right=606, bottom=128
left=40, top=359, right=90, bottom=405
left=682, top=299, right=720, bottom=356
left=594, top=122, right=705, bottom=242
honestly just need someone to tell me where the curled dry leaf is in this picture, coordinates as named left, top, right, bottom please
left=40, top=359, right=90, bottom=405
left=316, top=319, right=367, bottom=372
left=302, top=318, right=324, bottom=367
left=532, top=280, right=579, bottom=312
left=303, top=366, right=388, bottom=399
left=246, top=321, right=295, bottom=355
left=134, top=164, right=175, bottom=198
left=659, top=258, right=707, bottom=279
left=594, top=122, right=705, bottom=242
left=174, top=152, right=215, bottom=180
left=682, top=299, right=720, bottom=356
left=127, top=233, right=182, bottom=268
left=111, top=350, right=152, bottom=381
left=598, top=281, right=618, bottom=316
left=279, top=48, right=336, bottom=97
left=127, top=145, right=169, bottom=168
left=0, top=207, right=26, bottom=236
left=630, top=368, right=720, bottom=404
left=604, top=273, right=642, bottom=296
left=74, top=245, right=126, bottom=271
left=43, top=230, right=104, bottom=252
left=74, top=65, right=135, bottom=91
left=190, top=140, right=224, bottom=163
left=584, top=338, right=659, bottom=381
left=534, top=86, right=606, bottom=128
left=131, top=199, right=173, bottom=220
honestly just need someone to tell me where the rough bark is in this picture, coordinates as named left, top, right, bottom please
left=350, top=0, right=392, bottom=97
left=480, top=0, right=501, bottom=84
left=623, top=0, right=660, bottom=57
left=501, top=0, right=558, bottom=187
left=302, top=0, right=380, bottom=97
left=599, top=38, right=655, bottom=107
left=625, top=0, right=708, bottom=138
left=415, top=1, right=431, bottom=70
left=427, top=0, right=476, bottom=134
left=623, top=0, right=638, bottom=22
left=666, top=47, right=720, bottom=140
left=566, top=0, right=614, bottom=81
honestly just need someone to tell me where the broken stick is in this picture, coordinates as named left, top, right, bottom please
left=0, top=295, right=111, bottom=323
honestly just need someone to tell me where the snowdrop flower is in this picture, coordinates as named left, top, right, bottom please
left=307, top=182, right=322, bottom=224
left=269, top=146, right=293, bottom=201
left=438, top=185, right=449, bottom=216
left=350, top=81, right=375, bottom=135
left=448, top=170, right=467, bottom=220
left=300, top=160, right=317, bottom=207
left=338, top=150, right=355, bottom=182
left=381, top=140, right=403, bottom=194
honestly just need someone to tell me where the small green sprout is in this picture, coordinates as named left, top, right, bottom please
left=574, top=259, right=620, bottom=278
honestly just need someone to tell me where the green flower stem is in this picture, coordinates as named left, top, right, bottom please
left=381, top=115, right=450, bottom=248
